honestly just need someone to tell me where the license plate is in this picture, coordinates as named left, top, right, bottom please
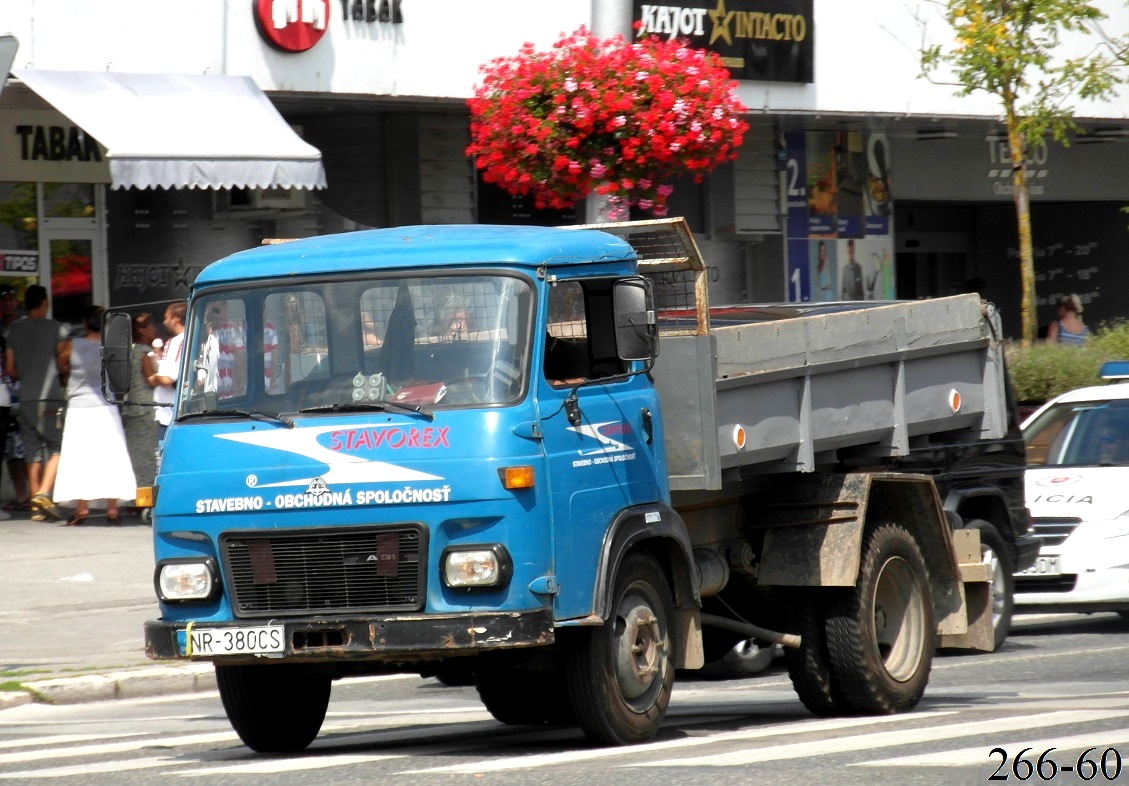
left=179, top=625, right=285, bottom=656
left=1017, top=556, right=1062, bottom=577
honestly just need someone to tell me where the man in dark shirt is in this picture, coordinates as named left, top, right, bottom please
left=4, top=285, right=68, bottom=520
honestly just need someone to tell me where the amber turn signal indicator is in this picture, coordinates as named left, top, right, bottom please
left=500, top=466, right=535, bottom=489
left=136, top=486, right=155, bottom=508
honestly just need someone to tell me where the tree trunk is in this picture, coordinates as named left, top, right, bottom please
left=1006, top=114, right=1036, bottom=346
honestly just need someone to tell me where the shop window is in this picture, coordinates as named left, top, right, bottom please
left=43, top=183, right=95, bottom=219
left=0, top=183, right=39, bottom=301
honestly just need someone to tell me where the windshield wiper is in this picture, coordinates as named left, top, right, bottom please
left=298, top=401, right=434, bottom=421
left=178, top=409, right=295, bottom=428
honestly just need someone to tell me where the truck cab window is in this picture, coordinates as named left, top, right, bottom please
left=264, top=292, right=330, bottom=395
left=545, top=279, right=625, bottom=386
left=194, top=298, right=248, bottom=399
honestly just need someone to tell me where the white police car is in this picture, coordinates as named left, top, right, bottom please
left=1015, top=362, right=1129, bottom=615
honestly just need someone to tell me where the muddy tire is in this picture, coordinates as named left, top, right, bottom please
left=566, top=551, right=674, bottom=745
left=825, top=523, right=935, bottom=714
left=783, top=590, right=847, bottom=716
left=475, top=668, right=575, bottom=726
left=969, top=519, right=1015, bottom=651
left=215, top=664, right=331, bottom=753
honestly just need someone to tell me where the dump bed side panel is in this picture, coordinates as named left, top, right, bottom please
left=654, top=295, right=1003, bottom=491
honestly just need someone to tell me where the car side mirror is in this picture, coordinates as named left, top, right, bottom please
left=101, top=310, right=133, bottom=402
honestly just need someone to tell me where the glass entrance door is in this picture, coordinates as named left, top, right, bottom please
left=41, top=229, right=94, bottom=326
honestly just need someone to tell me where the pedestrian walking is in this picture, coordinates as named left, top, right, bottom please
left=3, top=285, right=68, bottom=521
left=1046, top=294, right=1090, bottom=346
left=0, top=283, right=28, bottom=512
left=53, top=306, right=137, bottom=525
left=122, top=313, right=159, bottom=488
left=152, top=301, right=186, bottom=444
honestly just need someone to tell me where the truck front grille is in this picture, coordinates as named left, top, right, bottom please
left=221, top=525, right=426, bottom=618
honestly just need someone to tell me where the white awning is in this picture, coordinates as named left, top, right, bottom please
left=13, top=69, right=326, bottom=190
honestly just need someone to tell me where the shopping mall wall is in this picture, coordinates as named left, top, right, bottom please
left=974, top=202, right=1129, bottom=339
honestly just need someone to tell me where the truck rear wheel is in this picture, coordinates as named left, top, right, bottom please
left=566, top=551, right=674, bottom=745
left=475, top=668, right=575, bottom=725
left=783, top=591, right=847, bottom=716
left=825, top=523, right=935, bottom=714
left=969, top=519, right=1015, bottom=650
left=215, top=664, right=331, bottom=753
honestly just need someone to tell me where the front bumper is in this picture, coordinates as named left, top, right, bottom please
left=144, top=607, right=555, bottom=663
left=1015, top=565, right=1129, bottom=612
left=1014, top=521, right=1129, bottom=612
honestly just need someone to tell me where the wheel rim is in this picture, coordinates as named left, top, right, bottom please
left=980, top=544, right=1007, bottom=627
left=613, top=584, right=666, bottom=708
left=870, top=555, right=927, bottom=682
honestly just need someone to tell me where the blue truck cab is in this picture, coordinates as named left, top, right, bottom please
left=105, top=224, right=693, bottom=751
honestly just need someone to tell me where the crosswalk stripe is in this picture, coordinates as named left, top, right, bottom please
left=0, top=757, right=175, bottom=779
left=403, top=710, right=958, bottom=774
left=633, top=710, right=1129, bottom=768
left=170, top=753, right=402, bottom=776
left=862, top=726, right=1129, bottom=768
left=0, top=731, right=239, bottom=765
left=0, top=733, right=149, bottom=750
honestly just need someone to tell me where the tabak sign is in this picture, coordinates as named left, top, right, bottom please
left=633, top=0, right=813, bottom=83
left=254, top=0, right=330, bottom=52
left=254, top=0, right=404, bottom=53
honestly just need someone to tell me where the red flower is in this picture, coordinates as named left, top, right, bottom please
left=466, top=27, right=748, bottom=215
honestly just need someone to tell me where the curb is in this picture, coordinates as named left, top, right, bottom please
left=0, top=664, right=216, bottom=711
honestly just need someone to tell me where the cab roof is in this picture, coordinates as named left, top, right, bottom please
left=193, top=224, right=637, bottom=286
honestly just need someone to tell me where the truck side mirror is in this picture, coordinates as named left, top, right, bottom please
left=101, top=310, right=133, bottom=402
left=613, top=277, right=657, bottom=362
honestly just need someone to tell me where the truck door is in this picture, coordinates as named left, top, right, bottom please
left=538, top=278, right=667, bottom=619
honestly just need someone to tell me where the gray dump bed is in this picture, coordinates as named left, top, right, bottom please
left=585, top=220, right=1008, bottom=492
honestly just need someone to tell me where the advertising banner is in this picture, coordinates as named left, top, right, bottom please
left=783, top=129, right=895, bottom=302
left=634, top=0, right=813, bottom=83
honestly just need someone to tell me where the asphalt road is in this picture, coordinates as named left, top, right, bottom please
left=2, top=612, right=1129, bottom=785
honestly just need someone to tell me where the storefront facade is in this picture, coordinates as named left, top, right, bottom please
left=2, top=1, right=1128, bottom=336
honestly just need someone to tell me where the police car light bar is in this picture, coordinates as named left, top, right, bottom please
left=1099, top=361, right=1129, bottom=382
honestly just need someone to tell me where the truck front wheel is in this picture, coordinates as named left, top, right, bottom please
left=216, top=664, right=332, bottom=753
left=825, top=523, right=935, bottom=714
left=566, top=551, right=674, bottom=745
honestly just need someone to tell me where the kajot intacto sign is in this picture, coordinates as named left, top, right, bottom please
left=633, top=0, right=813, bottom=83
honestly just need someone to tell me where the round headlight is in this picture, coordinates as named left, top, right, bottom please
left=157, top=560, right=216, bottom=602
left=442, top=546, right=511, bottom=589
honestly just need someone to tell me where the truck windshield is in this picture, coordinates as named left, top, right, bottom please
left=176, top=273, right=533, bottom=419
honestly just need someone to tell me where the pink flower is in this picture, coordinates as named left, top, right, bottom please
left=466, top=26, right=748, bottom=216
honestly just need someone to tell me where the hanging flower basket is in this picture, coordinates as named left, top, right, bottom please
left=467, top=27, right=749, bottom=218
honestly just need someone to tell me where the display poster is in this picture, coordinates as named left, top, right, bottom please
left=784, top=129, right=895, bottom=302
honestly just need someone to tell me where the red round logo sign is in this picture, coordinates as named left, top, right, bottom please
left=254, top=0, right=330, bottom=53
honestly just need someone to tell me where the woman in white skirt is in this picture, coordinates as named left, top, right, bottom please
left=54, top=306, right=137, bottom=526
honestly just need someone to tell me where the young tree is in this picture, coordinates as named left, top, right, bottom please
left=920, top=0, right=1120, bottom=344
